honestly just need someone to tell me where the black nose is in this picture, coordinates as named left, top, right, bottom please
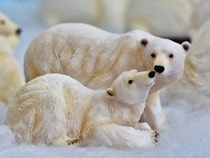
left=16, top=28, right=22, bottom=35
left=148, top=71, right=155, bottom=78
left=154, top=65, right=165, bottom=73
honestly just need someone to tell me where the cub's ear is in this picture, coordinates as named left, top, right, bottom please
left=140, top=38, right=148, bottom=47
left=106, top=88, right=114, bottom=97
left=181, top=41, right=191, bottom=52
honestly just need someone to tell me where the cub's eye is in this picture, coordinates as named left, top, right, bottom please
left=169, top=54, right=174, bottom=58
left=0, top=20, right=5, bottom=25
left=151, top=53, right=156, bottom=58
left=128, top=80, right=133, bottom=84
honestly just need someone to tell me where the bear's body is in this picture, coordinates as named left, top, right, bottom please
left=6, top=70, right=158, bottom=148
left=24, top=23, right=190, bottom=130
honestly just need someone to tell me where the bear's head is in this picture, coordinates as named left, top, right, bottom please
left=106, top=69, right=155, bottom=105
left=0, top=12, right=21, bottom=49
left=139, top=37, right=191, bottom=91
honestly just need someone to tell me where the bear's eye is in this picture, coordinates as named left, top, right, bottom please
left=0, top=20, right=5, bottom=25
left=128, top=80, right=133, bottom=85
left=151, top=53, right=156, bottom=58
left=169, top=54, right=174, bottom=58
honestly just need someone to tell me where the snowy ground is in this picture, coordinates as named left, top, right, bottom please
left=1, top=1, right=210, bottom=158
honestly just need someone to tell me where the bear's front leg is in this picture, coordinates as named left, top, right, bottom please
left=141, top=91, right=168, bottom=131
left=89, top=124, right=158, bottom=148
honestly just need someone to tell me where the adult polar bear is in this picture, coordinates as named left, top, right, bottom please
left=24, top=23, right=190, bottom=130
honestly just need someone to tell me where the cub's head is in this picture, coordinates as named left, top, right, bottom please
left=0, top=12, right=21, bottom=48
left=106, top=70, right=155, bottom=105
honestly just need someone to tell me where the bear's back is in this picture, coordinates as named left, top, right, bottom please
left=46, top=23, right=115, bottom=41
left=24, top=23, right=151, bottom=87
left=22, top=73, right=90, bottom=96
left=7, top=73, right=94, bottom=125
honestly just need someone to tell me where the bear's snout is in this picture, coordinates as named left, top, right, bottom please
left=16, top=28, right=22, bottom=35
left=154, top=65, right=164, bottom=73
left=148, top=71, right=155, bottom=78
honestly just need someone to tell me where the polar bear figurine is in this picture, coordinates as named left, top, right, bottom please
left=24, top=23, right=191, bottom=130
left=0, top=12, right=21, bottom=52
left=6, top=70, right=158, bottom=148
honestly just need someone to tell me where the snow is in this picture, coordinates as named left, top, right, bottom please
left=0, top=1, right=210, bottom=157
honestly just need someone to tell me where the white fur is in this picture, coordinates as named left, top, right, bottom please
left=0, top=36, right=23, bottom=105
left=6, top=70, right=157, bottom=148
left=0, top=36, right=13, bottom=54
left=24, top=23, right=190, bottom=130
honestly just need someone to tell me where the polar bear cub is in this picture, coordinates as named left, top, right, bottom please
left=6, top=70, right=158, bottom=148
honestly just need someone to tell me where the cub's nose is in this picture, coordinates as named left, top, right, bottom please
left=148, top=71, right=156, bottom=78
left=154, top=65, right=164, bottom=73
left=16, top=28, right=22, bottom=35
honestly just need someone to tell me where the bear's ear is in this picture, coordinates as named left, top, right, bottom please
left=140, top=38, right=148, bottom=47
left=181, top=41, right=191, bottom=52
left=106, top=88, right=114, bottom=97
